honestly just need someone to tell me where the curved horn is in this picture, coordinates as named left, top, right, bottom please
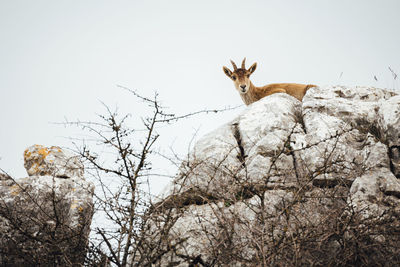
left=230, top=60, right=238, bottom=71
left=241, top=57, right=246, bottom=69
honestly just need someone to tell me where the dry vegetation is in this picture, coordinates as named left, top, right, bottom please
left=1, top=89, right=399, bottom=267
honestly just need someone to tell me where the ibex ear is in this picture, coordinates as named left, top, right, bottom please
left=223, top=66, right=233, bottom=79
left=248, top=62, right=257, bottom=75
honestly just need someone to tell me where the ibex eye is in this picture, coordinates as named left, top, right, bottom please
left=232, top=76, right=236, bottom=80
left=246, top=75, right=250, bottom=78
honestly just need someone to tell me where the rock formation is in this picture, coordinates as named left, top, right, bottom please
left=0, top=145, right=94, bottom=266
left=135, top=86, right=400, bottom=266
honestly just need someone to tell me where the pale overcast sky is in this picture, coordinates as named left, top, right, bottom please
left=1, top=0, right=399, bottom=194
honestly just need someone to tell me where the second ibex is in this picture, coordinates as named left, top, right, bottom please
left=223, top=58, right=316, bottom=105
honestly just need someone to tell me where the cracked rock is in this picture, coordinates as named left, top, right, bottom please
left=139, top=86, right=400, bottom=266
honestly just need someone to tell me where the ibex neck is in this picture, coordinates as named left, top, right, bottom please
left=240, top=81, right=258, bottom=105
left=249, top=81, right=257, bottom=91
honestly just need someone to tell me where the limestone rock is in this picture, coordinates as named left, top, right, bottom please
left=24, top=144, right=84, bottom=178
left=136, top=86, right=400, bottom=266
left=0, top=145, right=94, bottom=266
left=169, top=94, right=301, bottom=200
left=349, top=168, right=400, bottom=219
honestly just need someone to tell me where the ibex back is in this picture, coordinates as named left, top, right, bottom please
left=223, top=58, right=316, bottom=105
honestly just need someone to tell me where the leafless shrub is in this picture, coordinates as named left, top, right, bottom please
left=0, top=173, right=92, bottom=266
left=144, top=119, right=400, bottom=266
left=2, top=89, right=399, bottom=267
left=61, top=88, right=237, bottom=266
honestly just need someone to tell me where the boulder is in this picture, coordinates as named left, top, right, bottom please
left=24, top=144, right=84, bottom=178
left=0, top=145, right=94, bottom=266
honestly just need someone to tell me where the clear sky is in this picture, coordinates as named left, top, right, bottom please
left=1, top=0, right=399, bottom=195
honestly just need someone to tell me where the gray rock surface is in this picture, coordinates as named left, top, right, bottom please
left=138, top=86, right=400, bottom=266
left=0, top=145, right=94, bottom=266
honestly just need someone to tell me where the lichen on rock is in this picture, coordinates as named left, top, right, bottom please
left=24, top=144, right=84, bottom=178
left=0, top=145, right=94, bottom=266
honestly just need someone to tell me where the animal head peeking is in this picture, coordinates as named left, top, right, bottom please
left=223, top=58, right=257, bottom=94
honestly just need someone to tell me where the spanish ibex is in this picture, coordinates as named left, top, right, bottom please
left=223, top=58, right=316, bottom=105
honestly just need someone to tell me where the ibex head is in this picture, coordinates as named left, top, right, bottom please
left=223, top=58, right=257, bottom=94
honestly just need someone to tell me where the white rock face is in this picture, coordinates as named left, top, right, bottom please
left=349, top=168, right=400, bottom=219
left=168, top=94, right=301, bottom=200
left=137, top=86, right=400, bottom=266
left=0, top=145, right=94, bottom=265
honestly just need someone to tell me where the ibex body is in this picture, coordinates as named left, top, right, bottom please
left=223, top=58, right=316, bottom=105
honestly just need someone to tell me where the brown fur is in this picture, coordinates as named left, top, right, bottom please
left=223, top=58, right=316, bottom=105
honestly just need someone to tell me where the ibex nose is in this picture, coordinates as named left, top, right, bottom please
left=240, top=85, right=246, bottom=89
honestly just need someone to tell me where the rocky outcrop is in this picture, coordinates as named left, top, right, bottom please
left=137, top=86, right=400, bottom=266
left=0, top=145, right=94, bottom=266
